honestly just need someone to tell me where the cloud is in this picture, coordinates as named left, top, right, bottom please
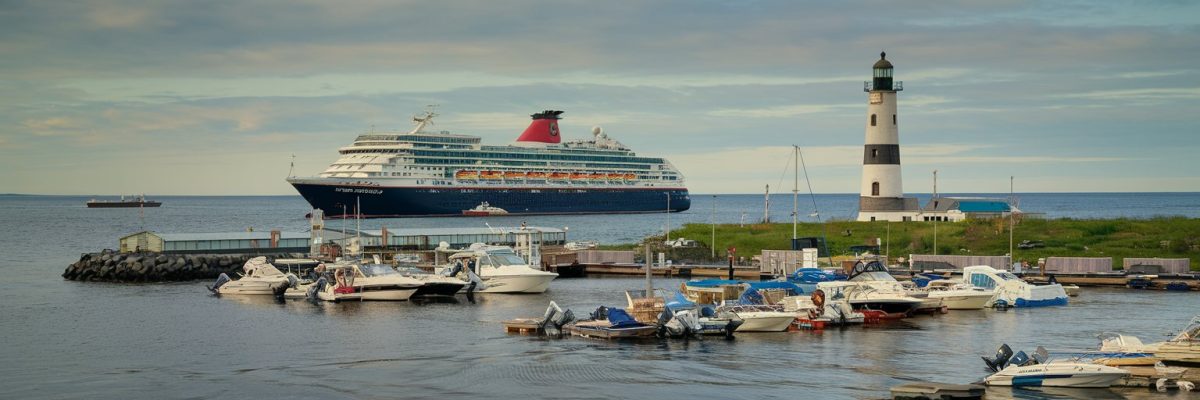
left=1061, top=87, right=1200, bottom=101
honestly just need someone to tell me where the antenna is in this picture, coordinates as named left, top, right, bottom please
left=288, top=153, right=295, bottom=178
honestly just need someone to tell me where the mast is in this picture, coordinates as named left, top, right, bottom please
left=792, top=145, right=799, bottom=246
left=763, top=184, right=770, bottom=223
left=1009, top=176, right=1014, bottom=268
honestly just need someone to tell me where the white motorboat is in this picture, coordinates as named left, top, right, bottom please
left=923, top=279, right=996, bottom=310
left=715, top=304, right=796, bottom=332
left=307, top=262, right=423, bottom=301
left=982, top=344, right=1129, bottom=388
left=461, top=201, right=509, bottom=216
left=1154, top=316, right=1200, bottom=365
left=816, top=281, right=923, bottom=317
left=395, top=266, right=469, bottom=297
left=963, top=265, right=1068, bottom=308
left=208, top=257, right=296, bottom=296
left=440, top=244, right=558, bottom=293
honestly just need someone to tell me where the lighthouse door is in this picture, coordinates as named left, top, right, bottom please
left=871, top=182, right=880, bottom=196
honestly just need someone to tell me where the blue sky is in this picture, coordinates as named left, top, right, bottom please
left=2, top=0, right=1198, bottom=195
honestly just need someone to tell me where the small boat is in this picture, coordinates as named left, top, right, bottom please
left=479, top=170, right=502, bottom=180
left=1126, top=275, right=1154, bottom=289
left=503, top=171, right=526, bottom=180
left=526, top=171, right=549, bottom=180
left=1165, top=281, right=1192, bottom=291
left=1063, top=284, right=1082, bottom=296
left=208, top=257, right=296, bottom=296
left=306, top=262, right=423, bottom=302
left=982, top=344, right=1129, bottom=388
left=923, top=279, right=996, bottom=310
left=454, top=170, right=479, bottom=180
left=395, top=266, right=468, bottom=297
left=1154, top=315, right=1200, bottom=365
left=87, top=194, right=162, bottom=208
left=715, top=304, right=796, bottom=332
left=816, top=281, right=923, bottom=318
left=780, top=289, right=865, bottom=327
left=439, top=244, right=558, bottom=293
left=462, top=201, right=509, bottom=216
left=564, top=307, right=658, bottom=340
left=548, top=172, right=569, bottom=180
left=662, top=291, right=740, bottom=337
left=588, top=173, right=606, bottom=181
left=623, top=173, right=637, bottom=180
left=606, top=173, right=625, bottom=181
left=569, top=172, right=588, bottom=181
left=963, top=265, right=1068, bottom=308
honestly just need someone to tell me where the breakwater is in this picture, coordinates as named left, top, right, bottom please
left=62, top=250, right=303, bottom=282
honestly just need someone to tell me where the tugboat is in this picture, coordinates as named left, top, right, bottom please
left=462, top=201, right=509, bottom=216
left=86, top=194, right=161, bottom=208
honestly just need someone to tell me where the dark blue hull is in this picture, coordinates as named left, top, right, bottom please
left=291, top=182, right=691, bottom=218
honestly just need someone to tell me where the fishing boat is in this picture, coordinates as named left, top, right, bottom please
left=962, top=265, right=1068, bottom=307
left=461, top=201, right=509, bottom=216
left=564, top=307, right=658, bottom=340
left=86, top=194, right=161, bottom=208
left=922, top=279, right=995, bottom=310
left=982, top=344, right=1129, bottom=388
left=208, top=257, right=296, bottom=296
left=440, top=244, right=558, bottom=293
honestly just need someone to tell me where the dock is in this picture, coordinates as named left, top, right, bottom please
left=559, top=263, right=761, bottom=279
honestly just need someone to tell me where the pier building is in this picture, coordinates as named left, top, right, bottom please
left=857, top=52, right=920, bottom=222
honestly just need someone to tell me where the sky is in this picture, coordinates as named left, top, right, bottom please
left=2, top=0, right=1198, bottom=195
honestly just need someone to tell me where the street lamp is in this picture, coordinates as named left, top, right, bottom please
left=665, top=192, right=671, bottom=243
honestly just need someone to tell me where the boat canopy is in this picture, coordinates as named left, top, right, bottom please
left=358, top=264, right=400, bottom=277
left=684, top=279, right=744, bottom=288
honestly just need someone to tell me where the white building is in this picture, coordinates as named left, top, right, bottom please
left=857, top=52, right=920, bottom=222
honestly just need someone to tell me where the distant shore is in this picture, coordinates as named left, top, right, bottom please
left=622, top=216, right=1200, bottom=270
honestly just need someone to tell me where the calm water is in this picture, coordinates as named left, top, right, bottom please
left=2, top=194, right=1198, bottom=399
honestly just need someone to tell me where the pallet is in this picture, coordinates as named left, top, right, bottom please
left=502, top=318, right=543, bottom=334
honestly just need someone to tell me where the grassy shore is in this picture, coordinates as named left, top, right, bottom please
left=649, top=216, right=1200, bottom=270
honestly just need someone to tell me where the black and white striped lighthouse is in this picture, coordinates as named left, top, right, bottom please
left=857, top=52, right=919, bottom=222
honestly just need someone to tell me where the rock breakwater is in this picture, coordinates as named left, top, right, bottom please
left=62, top=250, right=304, bottom=282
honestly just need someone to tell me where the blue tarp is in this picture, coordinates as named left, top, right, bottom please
left=788, top=268, right=846, bottom=284
left=606, top=308, right=642, bottom=328
left=739, top=281, right=803, bottom=305
left=683, top=279, right=743, bottom=288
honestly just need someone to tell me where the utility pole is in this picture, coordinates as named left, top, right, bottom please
left=792, top=145, right=799, bottom=249
left=1009, top=176, right=1015, bottom=269
left=932, top=170, right=938, bottom=255
left=763, top=184, right=770, bottom=223
left=665, top=192, right=671, bottom=243
left=711, top=195, right=716, bottom=259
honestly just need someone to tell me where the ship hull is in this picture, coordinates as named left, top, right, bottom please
left=290, top=182, right=690, bottom=218
left=86, top=202, right=162, bottom=208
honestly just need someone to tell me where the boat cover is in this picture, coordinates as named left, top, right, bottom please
left=606, top=308, right=641, bottom=328
left=684, top=279, right=743, bottom=288
left=789, top=268, right=847, bottom=283
left=738, top=281, right=803, bottom=304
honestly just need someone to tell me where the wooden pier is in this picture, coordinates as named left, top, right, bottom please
left=564, top=263, right=761, bottom=280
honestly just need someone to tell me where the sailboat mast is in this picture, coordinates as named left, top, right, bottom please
left=792, top=145, right=799, bottom=244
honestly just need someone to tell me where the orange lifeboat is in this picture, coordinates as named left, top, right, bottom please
left=569, top=172, right=588, bottom=180
left=607, top=173, right=624, bottom=180
left=480, top=170, right=502, bottom=180
left=549, top=172, right=569, bottom=180
left=455, top=170, right=479, bottom=180
left=504, top=171, right=526, bottom=180
left=527, top=171, right=549, bottom=180
left=588, top=173, right=606, bottom=181
left=623, top=173, right=637, bottom=180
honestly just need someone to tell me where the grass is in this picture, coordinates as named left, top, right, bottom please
left=644, top=216, right=1200, bottom=270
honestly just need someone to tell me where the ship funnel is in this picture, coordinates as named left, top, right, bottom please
left=515, top=110, right=564, bottom=144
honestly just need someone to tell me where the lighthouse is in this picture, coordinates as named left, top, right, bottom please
left=857, top=52, right=919, bottom=222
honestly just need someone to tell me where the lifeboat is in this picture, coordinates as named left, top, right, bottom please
left=549, top=172, right=569, bottom=180
left=504, top=171, right=526, bottom=180
left=455, top=170, right=479, bottom=180
left=607, top=173, right=625, bottom=180
left=569, top=172, right=588, bottom=180
left=589, top=173, right=606, bottom=181
left=527, top=171, right=549, bottom=180
left=623, top=173, right=637, bottom=180
left=480, top=170, right=502, bottom=180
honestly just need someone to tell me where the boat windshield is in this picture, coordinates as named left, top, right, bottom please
left=358, top=264, right=399, bottom=277
left=483, top=250, right=528, bottom=267
left=996, top=272, right=1018, bottom=281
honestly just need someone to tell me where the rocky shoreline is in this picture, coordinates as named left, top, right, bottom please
left=62, top=250, right=304, bottom=282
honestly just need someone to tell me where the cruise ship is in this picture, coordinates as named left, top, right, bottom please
left=287, top=109, right=690, bottom=217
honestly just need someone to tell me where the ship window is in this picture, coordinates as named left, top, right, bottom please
left=893, top=114, right=897, bottom=125
left=870, top=114, right=877, bottom=126
left=871, top=182, right=879, bottom=196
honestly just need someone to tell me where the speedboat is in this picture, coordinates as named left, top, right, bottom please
left=307, top=262, right=423, bottom=301
left=982, top=344, right=1129, bottom=388
left=439, top=244, right=558, bottom=293
left=714, top=304, right=796, bottom=332
left=663, top=291, right=740, bottom=337
left=208, top=257, right=297, bottom=296
left=963, top=265, right=1068, bottom=308
left=780, top=289, right=865, bottom=326
left=1155, top=316, right=1200, bottom=365
left=461, top=201, right=508, bottom=216
left=923, top=279, right=995, bottom=310
left=847, top=261, right=944, bottom=313
left=395, top=266, right=469, bottom=297
left=816, top=280, right=923, bottom=317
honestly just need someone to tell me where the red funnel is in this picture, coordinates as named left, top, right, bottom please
left=516, top=110, right=563, bottom=144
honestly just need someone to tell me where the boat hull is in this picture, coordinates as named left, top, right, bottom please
left=984, top=364, right=1128, bottom=388
left=733, top=313, right=797, bottom=332
left=290, top=181, right=690, bottom=217
left=87, top=202, right=161, bottom=208
left=930, top=292, right=995, bottom=310
left=480, top=273, right=557, bottom=294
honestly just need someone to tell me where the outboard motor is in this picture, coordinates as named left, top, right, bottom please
left=306, top=277, right=327, bottom=302
left=983, top=344, right=1014, bottom=372
left=1009, top=351, right=1032, bottom=367
left=723, top=319, right=743, bottom=340
left=208, top=273, right=231, bottom=294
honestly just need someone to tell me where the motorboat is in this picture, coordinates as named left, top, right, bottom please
left=982, top=344, right=1129, bottom=388
left=847, top=262, right=944, bottom=313
left=395, top=266, right=469, bottom=297
left=208, top=257, right=297, bottom=296
left=663, top=291, right=741, bottom=337
left=439, top=244, right=558, bottom=293
left=1155, top=316, right=1200, bottom=365
left=815, top=281, right=923, bottom=317
left=564, top=306, right=658, bottom=340
left=461, top=201, right=509, bottom=216
left=962, top=265, right=1068, bottom=308
left=307, top=262, right=423, bottom=301
left=714, top=304, right=796, bottom=332
left=923, top=279, right=996, bottom=310
left=681, top=279, right=747, bottom=305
